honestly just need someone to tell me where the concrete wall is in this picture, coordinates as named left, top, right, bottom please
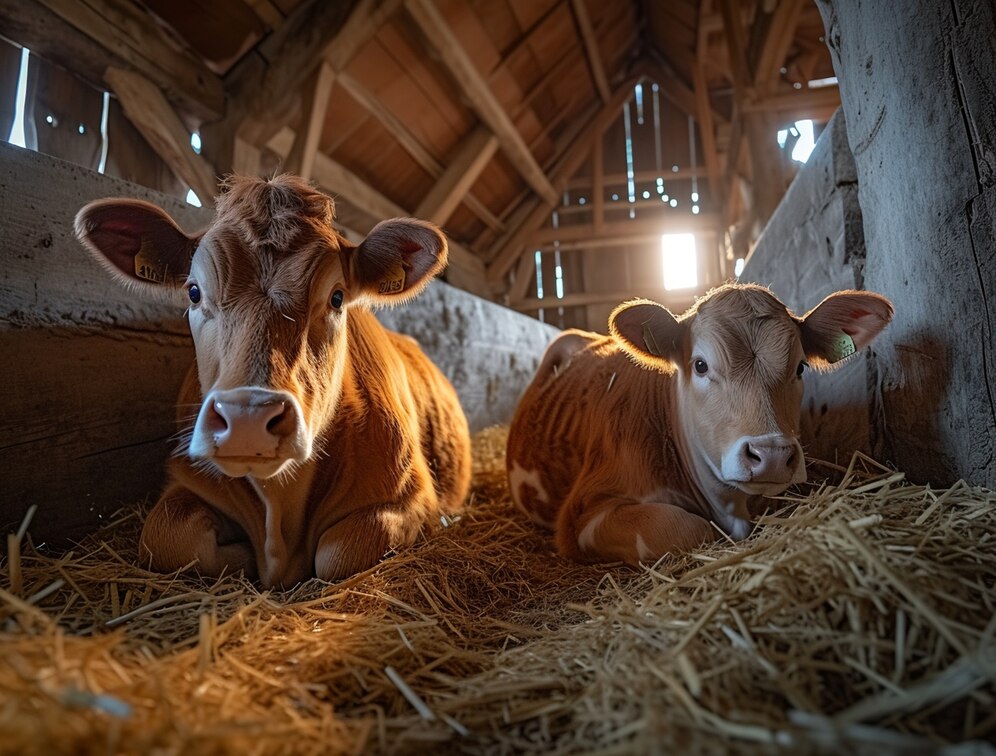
left=816, top=0, right=996, bottom=488
left=741, top=110, right=880, bottom=464
left=0, top=142, right=557, bottom=541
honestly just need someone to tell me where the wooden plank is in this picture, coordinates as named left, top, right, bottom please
left=28, top=52, right=104, bottom=171
left=567, top=166, right=705, bottom=191
left=526, top=214, right=718, bottom=246
left=336, top=71, right=503, bottom=232
left=104, top=67, right=217, bottom=205
left=0, top=38, right=21, bottom=141
left=570, top=0, right=610, bottom=103
left=0, top=0, right=223, bottom=122
left=404, top=0, right=559, bottom=206
left=104, top=97, right=184, bottom=198
left=285, top=62, right=336, bottom=180
left=415, top=126, right=498, bottom=225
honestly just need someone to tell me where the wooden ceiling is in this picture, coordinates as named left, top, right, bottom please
left=0, top=0, right=838, bottom=302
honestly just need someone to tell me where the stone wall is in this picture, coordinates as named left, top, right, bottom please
left=0, top=142, right=557, bottom=540
left=816, top=0, right=996, bottom=487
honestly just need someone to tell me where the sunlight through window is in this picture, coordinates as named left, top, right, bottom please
left=7, top=47, right=30, bottom=147
left=661, top=234, right=697, bottom=291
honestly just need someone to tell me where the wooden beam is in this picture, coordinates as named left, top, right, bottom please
left=567, top=166, right=706, bottom=191
left=640, top=57, right=728, bottom=127
left=285, top=62, right=336, bottom=180
left=507, top=247, right=538, bottom=304
left=513, top=288, right=698, bottom=312
left=570, top=0, right=610, bottom=103
left=337, top=71, right=503, bottom=233
left=6, top=0, right=224, bottom=122
left=486, top=77, right=642, bottom=283
left=414, top=126, right=498, bottom=226
left=103, top=67, right=217, bottom=204
left=323, top=0, right=402, bottom=71
left=268, top=128, right=491, bottom=298
left=526, top=215, right=719, bottom=246
left=592, top=132, right=605, bottom=233
left=752, top=0, right=804, bottom=93
left=746, top=86, right=842, bottom=114
left=404, top=0, right=559, bottom=206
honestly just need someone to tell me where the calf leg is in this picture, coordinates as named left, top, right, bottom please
left=140, top=486, right=256, bottom=578
left=315, top=505, right=422, bottom=582
left=558, top=495, right=715, bottom=566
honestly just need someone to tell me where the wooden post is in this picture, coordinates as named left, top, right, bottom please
left=285, top=62, right=335, bottom=180
left=592, top=132, right=605, bottom=233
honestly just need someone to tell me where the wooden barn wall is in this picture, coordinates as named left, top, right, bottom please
left=741, top=110, right=876, bottom=464
left=816, top=0, right=996, bottom=488
left=0, top=37, right=19, bottom=140
left=0, top=143, right=558, bottom=542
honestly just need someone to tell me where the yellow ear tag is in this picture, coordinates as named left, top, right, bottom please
left=378, top=262, right=406, bottom=295
left=830, top=332, right=856, bottom=362
left=133, top=238, right=168, bottom=284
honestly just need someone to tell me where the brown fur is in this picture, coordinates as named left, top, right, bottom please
left=78, top=175, right=471, bottom=588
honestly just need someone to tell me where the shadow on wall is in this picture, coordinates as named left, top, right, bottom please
left=879, top=334, right=955, bottom=485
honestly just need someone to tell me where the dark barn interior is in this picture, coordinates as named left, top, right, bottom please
left=1, top=0, right=995, bottom=752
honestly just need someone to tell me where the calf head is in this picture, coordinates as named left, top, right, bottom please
left=76, top=175, right=447, bottom=479
left=611, top=284, right=893, bottom=498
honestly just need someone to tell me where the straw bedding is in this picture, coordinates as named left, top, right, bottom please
left=1, top=427, right=995, bottom=755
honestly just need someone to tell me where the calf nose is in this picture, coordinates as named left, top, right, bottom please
left=204, top=389, right=298, bottom=458
left=742, top=437, right=799, bottom=482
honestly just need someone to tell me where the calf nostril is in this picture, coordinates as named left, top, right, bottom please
left=266, top=404, right=287, bottom=432
left=207, top=401, right=229, bottom=432
left=786, top=448, right=797, bottom=469
left=745, top=445, right=762, bottom=464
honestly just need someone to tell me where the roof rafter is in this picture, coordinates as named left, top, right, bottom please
left=403, top=0, right=559, bottom=206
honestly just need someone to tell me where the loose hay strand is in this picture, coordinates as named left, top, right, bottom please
left=0, top=427, right=994, bottom=754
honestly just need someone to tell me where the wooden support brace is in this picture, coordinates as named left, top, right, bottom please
left=285, top=62, right=336, bottom=180
left=104, top=67, right=217, bottom=205
left=570, top=0, right=610, bottom=103
left=415, top=126, right=499, bottom=226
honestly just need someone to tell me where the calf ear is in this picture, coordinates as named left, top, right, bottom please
left=800, top=290, right=894, bottom=369
left=75, top=199, right=197, bottom=292
left=610, top=299, right=686, bottom=371
left=349, top=218, right=448, bottom=304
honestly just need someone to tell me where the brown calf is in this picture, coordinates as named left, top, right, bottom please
left=76, top=175, right=471, bottom=588
left=507, top=283, right=893, bottom=565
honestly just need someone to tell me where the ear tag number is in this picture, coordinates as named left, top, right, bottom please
left=378, top=262, right=406, bottom=295
left=134, top=238, right=168, bottom=284
left=830, top=332, right=856, bottom=362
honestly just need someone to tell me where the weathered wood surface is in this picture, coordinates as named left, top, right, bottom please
left=0, top=143, right=557, bottom=541
left=816, top=0, right=996, bottom=488
left=742, top=110, right=877, bottom=465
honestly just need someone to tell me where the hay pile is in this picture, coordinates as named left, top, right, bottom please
left=1, top=427, right=995, bottom=755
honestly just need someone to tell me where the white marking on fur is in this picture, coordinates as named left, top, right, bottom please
left=509, top=462, right=553, bottom=526
left=577, top=509, right=608, bottom=551
left=607, top=372, right=617, bottom=393
left=635, top=533, right=654, bottom=563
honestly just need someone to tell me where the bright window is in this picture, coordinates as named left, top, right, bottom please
left=661, top=234, right=698, bottom=291
left=776, top=119, right=817, bottom=164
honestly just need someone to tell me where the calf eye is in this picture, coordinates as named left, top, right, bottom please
left=330, top=289, right=344, bottom=309
left=797, top=360, right=808, bottom=378
left=693, top=358, right=709, bottom=375
left=187, top=284, right=201, bottom=305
